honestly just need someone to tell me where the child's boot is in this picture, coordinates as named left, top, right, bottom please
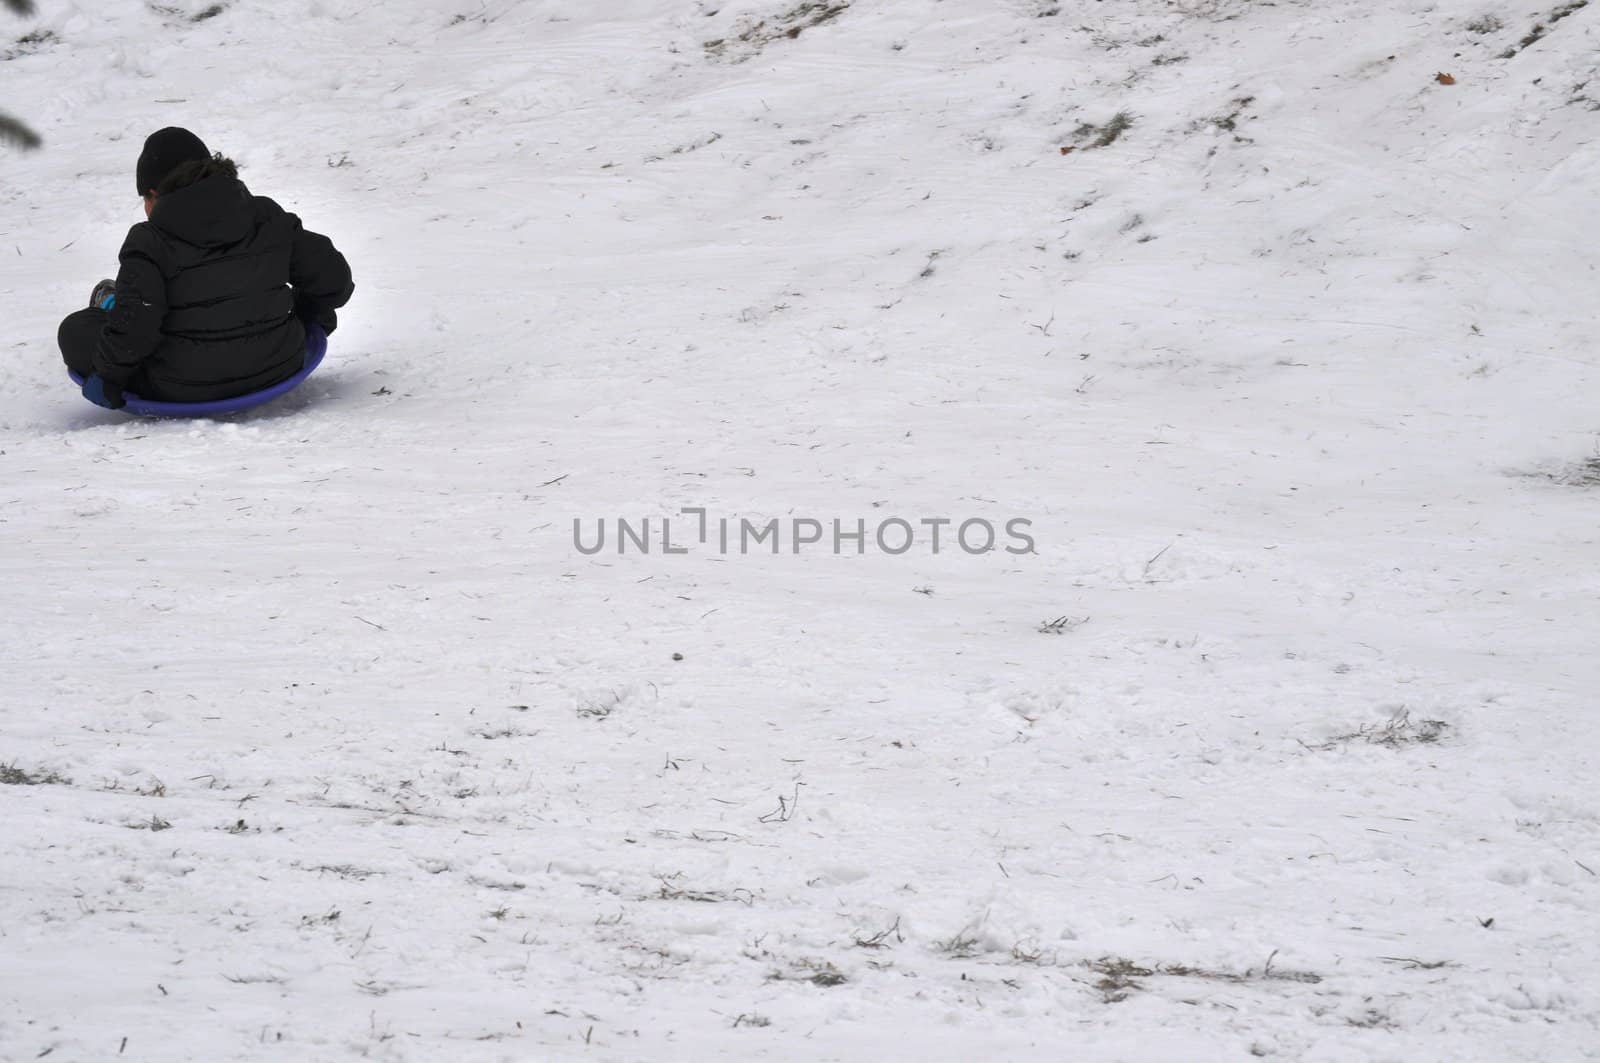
left=89, top=279, right=116, bottom=310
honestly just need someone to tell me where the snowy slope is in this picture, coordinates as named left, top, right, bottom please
left=3, top=0, right=1600, bottom=1059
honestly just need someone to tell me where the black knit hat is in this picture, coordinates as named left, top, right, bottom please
left=136, top=127, right=210, bottom=195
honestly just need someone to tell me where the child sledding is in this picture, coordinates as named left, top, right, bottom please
left=59, top=126, right=353, bottom=413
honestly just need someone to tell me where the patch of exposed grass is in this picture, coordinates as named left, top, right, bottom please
left=852, top=918, right=904, bottom=949
left=1378, top=956, right=1454, bottom=970
left=770, top=958, right=848, bottom=987
left=1532, top=456, right=1600, bottom=485
left=1089, top=956, right=1153, bottom=1001
left=1169, top=0, right=1250, bottom=21
left=149, top=1, right=227, bottom=22
left=577, top=691, right=623, bottom=720
left=705, top=1, right=851, bottom=62
left=1566, top=456, right=1600, bottom=483
left=302, top=863, right=384, bottom=879
left=1072, top=111, right=1135, bottom=149
left=1, top=763, right=68, bottom=786
left=1310, top=708, right=1449, bottom=751
left=935, top=928, right=985, bottom=957
left=655, top=876, right=756, bottom=905
left=1088, top=952, right=1323, bottom=1003
left=1, top=27, right=56, bottom=61
left=1195, top=95, right=1257, bottom=136
left=1500, top=0, right=1588, bottom=58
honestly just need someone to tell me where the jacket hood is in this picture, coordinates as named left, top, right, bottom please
left=149, top=175, right=254, bottom=248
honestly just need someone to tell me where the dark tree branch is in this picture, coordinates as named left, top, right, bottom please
left=4, top=0, right=43, bottom=150
left=0, top=114, right=43, bottom=150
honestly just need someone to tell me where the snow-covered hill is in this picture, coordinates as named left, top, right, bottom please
left=3, top=0, right=1599, bottom=1059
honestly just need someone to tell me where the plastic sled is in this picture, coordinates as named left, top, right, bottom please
left=69, top=325, right=328, bottom=417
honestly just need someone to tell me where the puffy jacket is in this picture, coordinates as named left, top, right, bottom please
left=94, top=175, right=353, bottom=402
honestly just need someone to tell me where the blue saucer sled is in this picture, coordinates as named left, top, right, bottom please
left=69, top=325, right=328, bottom=416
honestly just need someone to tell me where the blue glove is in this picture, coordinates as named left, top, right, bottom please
left=82, top=374, right=125, bottom=410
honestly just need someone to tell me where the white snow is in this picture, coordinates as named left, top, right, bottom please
left=3, top=0, right=1600, bottom=1059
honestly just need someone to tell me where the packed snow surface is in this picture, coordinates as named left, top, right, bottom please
left=3, top=0, right=1600, bottom=1059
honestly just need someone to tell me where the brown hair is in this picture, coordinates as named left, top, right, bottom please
left=154, top=152, right=238, bottom=196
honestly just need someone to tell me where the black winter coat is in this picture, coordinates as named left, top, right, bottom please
left=94, top=175, right=353, bottom=402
